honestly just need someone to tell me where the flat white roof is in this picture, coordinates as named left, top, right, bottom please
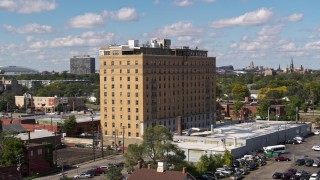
left=16, top=129, right=56, bottom=140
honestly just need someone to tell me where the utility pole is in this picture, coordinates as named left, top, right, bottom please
left=121, top=126, right=126, bottom=154
left=90, top=111, right=96, bottom=161
left=16, top=154, right=24, bottom=180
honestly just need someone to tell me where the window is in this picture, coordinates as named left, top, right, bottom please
left=128, top=115, right=131, bottom=120
left=135, top=77, right=138, bottom=81
left=128, top=123, right=131, bottom=128
left=136, top=123, right=139, bottom=128
left=136, top=116, right=139, bottom=120
left=104, top=122, right=107, bottom=127
left=112, top=115, right=115, bottom=119
left=38, top=149, right=43, bottom=155
left=128, top=132, right=131, bottom=137
left=136, top=108, right=139, bottom=113
left=127, top=77, right=130, bottom=81
left=112, top=122, right=115, bottom=127
left=136, top=133, right=139, bottom=137
left=111, top=69, right=114, bottom=74
left=135, top=84, right=138, bottom=89
left=120, top=84, right=122, bottom=88
left=112, top=100, right=115, bottom=104
left=112, top=92, right=115, bottom=97
left=127, top=100, right=131, bottom=104
left=120, top=69, right=122, bottom=73
left=127, top=61, right=130, bottom=65
left=135, top=60, right=138, bottom=65
left=135, top=100, right=139, bottom=105
left=135, top=93, right=138, bottom=97
left=128, top=108, right=131, bottom=113
left=120, top=77, right=122, bottom=81
left=127, top=69, right=130, bottom=74
left=111, top=61, right=114, bottom=65
left=103, top=61, right=106, bottom=66
left=104, top=77, right=106, bottom=81
left=112, top=84, right=115, bottom=89
left=135, top=69, right=138, bottom=74
left=112, top=77, right=114, bottom=81
left=112, top=107, right=115, bottom=112
left=127, top=85, right=130, bottom=89
left=127, top=92, right=130, bottom=97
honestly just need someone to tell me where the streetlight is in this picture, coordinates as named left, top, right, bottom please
left=296, top=107, right=299, bottom=123
left=267, top=107, right=270, bottom=121
left=90, top=111, right=96, bottom=161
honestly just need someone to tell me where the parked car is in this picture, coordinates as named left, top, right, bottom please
left=287, top=168, right=297, bottom=176
left=75, top=143, right=86, bottom=148
left=281, top=173, right=291, bottom=180
left=275, top=156, right=291, bottom=161
left=55, top=143, right=67, bottom=149
left=305, top=159, right=314, bottom=167
left=312, top=160, right=320, bottom=167
left=93, top=167, right=105, bottom=174
left=216, top=168, right=232, bottom=176
left=309, top=173, right=319, bottom=180
left=295, top=159, right=305, bottom=166
left=295, top=170, right=309, bottom=177
left=312, top=146, right=320, bottom=151
left=314, top=131, right=320, bottom=135
left=73, top=172, right=93, bottom=179
left=272, top=172, right=283, bottom=179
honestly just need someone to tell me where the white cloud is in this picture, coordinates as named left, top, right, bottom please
left=0, top=0, right=57, bottom=14
left=3, top=23, right=54, bottom=34
left=209, top=8, right=273, bottom=28
left=28, top=31, right=115, bottom=49
left=111, top=7, right=139, bottom=21
left=67, top=13, right=105, bottom=29
left=305, top=41, right=320, bottom=50
left=173, top=0, right=193, bottom=7
left=283, top=13, right=304, bottom=22
left=157, top=21, right=203, bottom=37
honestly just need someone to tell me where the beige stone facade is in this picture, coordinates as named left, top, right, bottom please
left=99, top=39, right=216, bottom=145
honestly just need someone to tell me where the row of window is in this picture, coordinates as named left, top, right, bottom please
left=102, top=69, right=139, bottom=74
left=103, top=60, right=139, bottom=66
left=107, top=115, right=139, bottom=121
left=102, top=60, right=214, bottom=67
left=103, top=76, right=139, bottom=82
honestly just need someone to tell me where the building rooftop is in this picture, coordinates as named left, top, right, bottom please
left=129, top=168, right=196, bottom=180
left=16, top=129, right=55, bottom=140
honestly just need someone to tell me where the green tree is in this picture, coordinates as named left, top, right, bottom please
left=142, top=125, right=174, bottom=163
left=231, top=83, right=250, bottom=101
left=257, top=99, right=270, bottom=119
left=233, top=101, right=243, bottom=120
left=0, top=135, right=24, bottom=166
left=222, top=150, right=233, bottom=167
left=196, top=154, right=210, bottom=174
left=104, top=165, right=123, bottom=180
left=124, top=144, right=144, bottom=172
left=63, top=115, right=77, bottom=135
left=0, top=92, right=16, bottom=112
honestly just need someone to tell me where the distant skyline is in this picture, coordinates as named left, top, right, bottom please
left=0, top=0, right=319, bottom=72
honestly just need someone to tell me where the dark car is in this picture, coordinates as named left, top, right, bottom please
left=197, top=173, right=215, bottom=180
left=281, top=173, right=291, bottom=180
left=289, top=175, right=300, bottom=180
left=272, top=172, right=283, bottom=179
left=232, top=160, right=240, bottom=168
left=305, top=159, right=314, bottom=167
left=275, top=156, right=291, bottom=162
left=287, top=168, right=297, bottom=176
left=246, top=162, right=258, bottom=171
left=295, top=159, right=305, bottom=166
left=299, top=173, right=311, bottom=180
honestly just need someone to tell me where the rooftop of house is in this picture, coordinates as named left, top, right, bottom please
left=129, top=167, right=196, bottom=180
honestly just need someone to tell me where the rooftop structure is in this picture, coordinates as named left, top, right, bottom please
left=173, top=120, right=311, bottom=162
left=0, top=66, right=39, bottom=75
left=70, top=55, right=95, bottom=74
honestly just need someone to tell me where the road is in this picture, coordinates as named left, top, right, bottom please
left=35, top=155, right=124, bottom=180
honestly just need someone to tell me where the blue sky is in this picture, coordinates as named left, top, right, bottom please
left=0, top=0, right=319, bottom=72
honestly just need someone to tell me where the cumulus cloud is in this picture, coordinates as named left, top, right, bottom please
left=203, top=0, right=216, bottom=3
left=283, top=13, right=304, bottom=22
left=209, top=8, right=273, bottom=28
left=3, top=23, right=54, bottom=34
left=157, top=21, right=203, bottom=37
left=0, top=0, right=57, bottom=14
left=305, top=41, right=320, bottom=50
left=28, top=31, right=115, bottom=49
left=173, top=0, right=193, bottom=7
left=67, top=13, right=105, bottom=29
left=111, top=7, right=139, bottom=21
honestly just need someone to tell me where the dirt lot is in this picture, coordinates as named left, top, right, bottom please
left=244, top=133, right=320, bottom=179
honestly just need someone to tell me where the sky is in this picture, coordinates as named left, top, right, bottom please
left=0, top=0, right=319, bottom=72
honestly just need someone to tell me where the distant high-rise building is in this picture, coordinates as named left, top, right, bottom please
left=99, top=39, right=216, bottom=145
left=70, top=55, right=95, bottom=74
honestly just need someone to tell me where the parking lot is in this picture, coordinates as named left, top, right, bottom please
left=244, top=133, right=320, bottom=179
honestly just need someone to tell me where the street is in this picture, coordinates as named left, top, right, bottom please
left=35, top=154, right=124, bottom=180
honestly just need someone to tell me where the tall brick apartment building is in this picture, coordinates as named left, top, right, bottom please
left=99, top=39, right=216, bottom=145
